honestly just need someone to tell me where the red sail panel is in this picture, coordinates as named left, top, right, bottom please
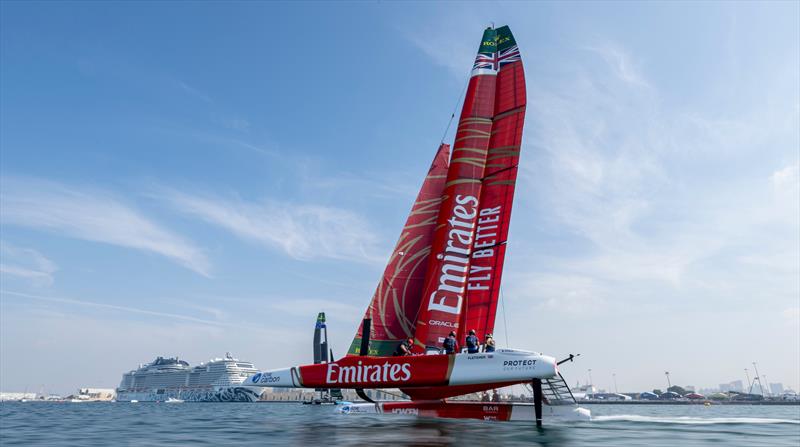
left=463, top=26, right=526, bottom=340
left=411, top=28, right=499, bottom=351
left=347, top=144, right=451, bottom=356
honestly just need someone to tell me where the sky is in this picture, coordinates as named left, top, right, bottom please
left=1, top=2, right=798, bottom=396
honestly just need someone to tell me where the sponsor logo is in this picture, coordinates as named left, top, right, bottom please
left=252, top=372, right=280, bottom=384
left=429, top=320, right=458, bottom=327
left=427, top=195, right=478, bottom=316
left=467, top=206, right=502, bottom=292
left=503, top=359, right=536, bottom=370
left=503, top=359, right=537, bottom=367
left=483, top=405, right=499, bottom=412
left=325, top=361, right=412, bottom=385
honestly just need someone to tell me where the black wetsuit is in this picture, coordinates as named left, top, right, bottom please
left=393, top=341, right=411, bottom=356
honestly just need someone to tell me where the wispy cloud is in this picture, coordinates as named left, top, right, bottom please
left=220, top=117, right=251, bottom=132
left=505, top=272, right=608, bottom=316
left=0, top=177, right=211, bottom=276
left=772, top=163, right=799, bottom=193
left=584, top=44, right=650, bottom=87
left=399, top=10, right=487, bottom=80
left=404, top=29, right=474, bottom=80
left=0, top=243, right=58, bottom=287
left=508, top=36, right=800, bottom=323
left=1, top=289, right=225, bottom=326
left=176, top=80, right=213, bottom=104
left=268, top=298, right=363, bottom=321
left=297, top=169, right=422, bottom=201
left=157, top=188, right=383, bottom=264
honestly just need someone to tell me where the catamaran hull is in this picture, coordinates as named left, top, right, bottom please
left=247, top=349, right=557, bottom=393
left=337, top=401, right=591, bottom=423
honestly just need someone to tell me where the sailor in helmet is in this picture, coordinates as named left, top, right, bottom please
left=442, top=331, right=458, bottom=354
left=483, top=333, right=496, bottom=352
left=465, top=329, right=480, bottom=354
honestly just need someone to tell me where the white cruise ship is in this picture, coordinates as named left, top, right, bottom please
left=116, top=353, right=262, bottom=402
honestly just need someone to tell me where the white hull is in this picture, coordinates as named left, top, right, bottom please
left=248, top=348, right=558, bottom=391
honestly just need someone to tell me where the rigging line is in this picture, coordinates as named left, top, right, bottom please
left=440, top=70, right=472, bottom=145
left=499, top=286, right=510, bottom=347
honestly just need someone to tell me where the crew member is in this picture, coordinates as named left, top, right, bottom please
left=483, top=333, right=496, bottom=352
left=443, top=331, right=458, bottom=354
left=492, top=389, right=501, bottom=402
left=465, top=329, right=480, bottom=354
left=393, top=338, right=413, bottom=356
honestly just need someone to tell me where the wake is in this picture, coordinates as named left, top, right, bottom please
left=593, top=415, right=800, bottom=425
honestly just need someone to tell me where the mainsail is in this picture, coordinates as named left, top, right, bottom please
left=462, top=26, right=526, bottom=340
left=350, top=26, right=526, bottom=354
left=411, top=27, right=499, bottom=350
left=347, top=144, right=451, bottom=356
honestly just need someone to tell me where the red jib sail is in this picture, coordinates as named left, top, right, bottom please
left=463, top=26, right=526, bottom=341
left=412, top=28, right=499, bottom=351
left=348, top=144, right=451, bottom=356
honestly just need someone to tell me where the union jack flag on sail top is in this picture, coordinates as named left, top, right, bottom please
left=497, top=44, right=520, bottom=67
left=473, top=52, right=497, bottom=71
left=472, top=44, right=521, bottom=72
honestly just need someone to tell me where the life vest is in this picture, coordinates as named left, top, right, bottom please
left=443, top=337, right=456, bottom=354
left=465, top=335, right=479, bottom=353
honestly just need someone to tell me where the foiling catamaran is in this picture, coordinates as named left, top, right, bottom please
left=248, top=25, right=590, bottom=425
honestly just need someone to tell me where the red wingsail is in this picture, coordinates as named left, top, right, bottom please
left=351, top=26, right=525, bottom=356
left=411, top=28, right=499, bottom=351
left=463, top=26, right=526, bottom=340
left=348, top=144, right=450, bottom=356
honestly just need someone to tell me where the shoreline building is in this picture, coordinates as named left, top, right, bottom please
left=719, top=380, right=745, bottom=393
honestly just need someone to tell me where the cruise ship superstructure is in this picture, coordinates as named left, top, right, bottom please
left=116, top=353, right=262, bottom=402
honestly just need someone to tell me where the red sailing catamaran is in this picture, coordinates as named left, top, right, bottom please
left=248, top=25, right=590, bottom=425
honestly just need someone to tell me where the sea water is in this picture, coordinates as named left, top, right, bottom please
left=1, top=402, right=798, bottom=446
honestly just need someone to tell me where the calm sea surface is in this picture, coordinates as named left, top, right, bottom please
left=1, top=402, right=798, bottom=446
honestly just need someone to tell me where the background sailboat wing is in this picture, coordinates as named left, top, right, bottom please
left=347, top=144, right=450, bottom=356
left=463, top=26, right=526, bottom=340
